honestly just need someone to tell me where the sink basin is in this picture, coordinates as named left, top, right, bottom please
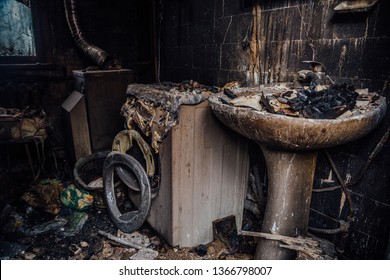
left=210, top=94, right=387, bottom=151
left=209, top=91, right=387, bottom=259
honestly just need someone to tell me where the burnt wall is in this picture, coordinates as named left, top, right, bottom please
left=0, top=0, right=155, bottom=145
left=160, top=0, right=390, bottom=88
left=1, top=0, right=389, bottom=259
left=159, top=0, right=390, bottom=259
left=0, top=0, right=155, bottom=181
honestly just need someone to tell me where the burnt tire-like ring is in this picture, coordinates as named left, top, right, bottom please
left=112, top=129, right=159, bottom=198
left=103, top=151, right=151, bottom=233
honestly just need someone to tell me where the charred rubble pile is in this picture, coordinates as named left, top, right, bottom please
left=220, top=61, right=382, bottom=119
left=261, top=83, right=359, bottom=119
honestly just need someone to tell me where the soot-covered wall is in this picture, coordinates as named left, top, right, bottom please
left=0, top=0, right=155, bottom=189
left=160, top=0, right=389, bottom=88
left=159, top=0, right=390, bottom=259
left=0, top=0, right=154, bottom=149
left=1, top=0, right=389, bottom=260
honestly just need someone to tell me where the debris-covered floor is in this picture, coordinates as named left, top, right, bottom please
left=0, top=203, right=257, bottom=260
left=0, top=175, right=258, bottom=260
left=1, top=175, right=339, bottom=260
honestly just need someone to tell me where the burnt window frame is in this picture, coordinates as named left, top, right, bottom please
left=0, top=0, right=52, bottom=64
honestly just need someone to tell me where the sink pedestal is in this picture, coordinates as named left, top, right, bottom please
left=209, top=91, right=386, bottom=260
left=255, top=145, right=317, bottom=260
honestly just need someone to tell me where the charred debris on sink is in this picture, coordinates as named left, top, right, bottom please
left=219, top=61, right=382, bottom=120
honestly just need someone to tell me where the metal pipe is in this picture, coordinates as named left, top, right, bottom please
left=63, top=0, right=113, bottom=69
left=308, top=220, right=350, bottom=235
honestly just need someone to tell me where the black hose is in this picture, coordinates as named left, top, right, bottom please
left=64, top=0, right=113, bottom=69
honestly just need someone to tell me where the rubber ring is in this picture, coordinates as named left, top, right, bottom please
left=112, top=130, right=159, bottom=198
left=103, top=151, right=151, bottom=233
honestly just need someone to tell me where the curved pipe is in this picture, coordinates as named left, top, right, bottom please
left=64, top=0, right=113, bottom=69
left=308, top=220, right=350, bottom=235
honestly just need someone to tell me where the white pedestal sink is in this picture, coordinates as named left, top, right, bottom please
left=209, top=91, right=387, bottom=259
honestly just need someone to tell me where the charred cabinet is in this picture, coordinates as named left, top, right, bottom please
left=73, top=70, right=134, bottom=152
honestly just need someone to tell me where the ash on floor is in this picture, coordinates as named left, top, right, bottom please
left=0, top=201, right=256, bottom=260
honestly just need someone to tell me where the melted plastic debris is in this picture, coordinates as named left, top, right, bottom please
left=220, top=83, right=381, bottom=119
left=121, top=80, right=215, bottom=153
left=218, top=62, right=383, bottom=119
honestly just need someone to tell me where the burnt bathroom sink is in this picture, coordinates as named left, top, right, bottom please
left=210, top=93, right=386, bottom=151
left=209, top=90, right=387, bottom=259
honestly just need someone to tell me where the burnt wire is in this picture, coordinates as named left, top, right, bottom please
left=312, top=185, right=341, bottom=192
left=323, top=149, right=355, bottom=218
left=156, top=0, right=164, bottom=83
left=28, top=137, right=45, bottom=187
left=314, top=125, right=390, bottom=228
left=346, top=125, right=390, bottom=188
left=242, top=20, right=253, bottom=50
